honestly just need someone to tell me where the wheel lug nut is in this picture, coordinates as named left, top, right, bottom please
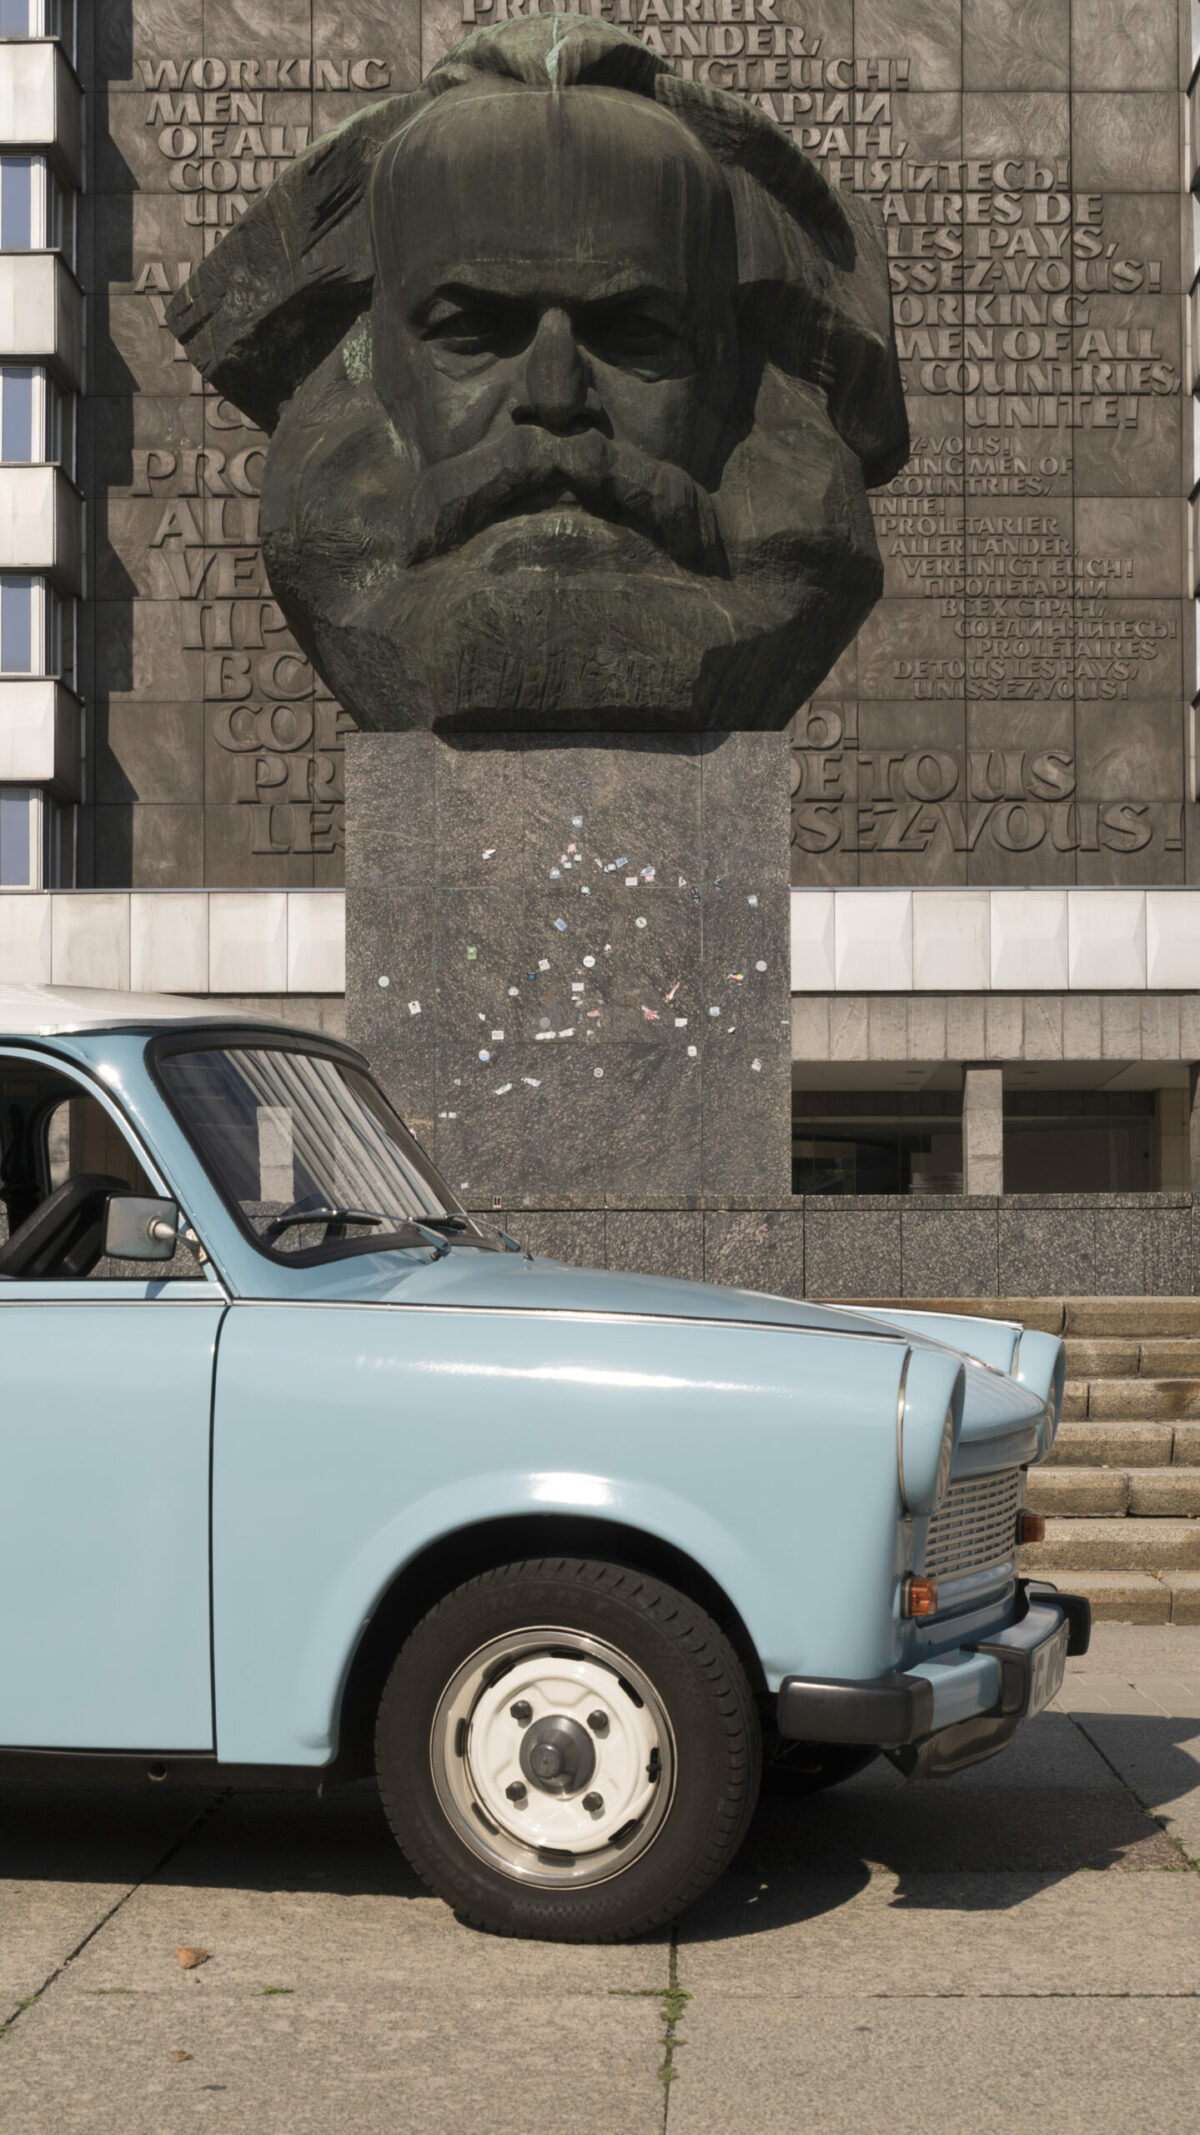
left=587, top=1711, right=608, bottom=1734
left=510, top=1701, right=532, bottom=1725
left=582, top=1791, right=604, bottom=1812
left=505, top=1781, right=527, bottom=1802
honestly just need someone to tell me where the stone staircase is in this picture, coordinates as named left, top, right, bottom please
left=867, top=1297, right=1200, bottom=1623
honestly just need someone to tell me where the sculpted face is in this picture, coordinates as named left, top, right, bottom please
left=170, top=17, right=908, bottom=730
left=368, top=90, right=738, bottom=580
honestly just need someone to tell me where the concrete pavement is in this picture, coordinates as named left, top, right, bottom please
left=0, top=1624, right=1197, bottom=2133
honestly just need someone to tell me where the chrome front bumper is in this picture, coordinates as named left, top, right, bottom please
left=775, top=1581, right=1091, bottom=1780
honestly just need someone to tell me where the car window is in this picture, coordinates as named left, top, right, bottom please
left=155, top=1040, right=501, bottom=1264
left=0, top=1058, right=204, bottom=1282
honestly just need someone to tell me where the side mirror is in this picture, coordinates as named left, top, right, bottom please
left=104, top=1195, right=179, bottom=1263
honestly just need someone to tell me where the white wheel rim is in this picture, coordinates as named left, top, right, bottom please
left=429, top=1627, right=677, bottom=1890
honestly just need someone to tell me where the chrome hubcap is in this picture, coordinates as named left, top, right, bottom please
left=430, top=1627, right=676, bottom=1889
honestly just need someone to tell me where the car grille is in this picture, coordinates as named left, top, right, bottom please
left=924, top=1468, right=1022, bottom=1580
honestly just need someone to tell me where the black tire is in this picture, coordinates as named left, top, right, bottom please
left=375, top=1557, right=761, bottom=1941
left=761, top=1740, right=879, bottom=1796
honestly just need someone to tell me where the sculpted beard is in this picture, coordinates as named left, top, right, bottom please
left=389, top=426, right=727, bottom=578
left=258, top=350, right=887, bottom=728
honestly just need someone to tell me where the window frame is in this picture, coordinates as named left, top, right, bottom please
left=0, top=153, right=73, bottom=261
left=0, top=1043, right=222, bottom=1290
left=0, top=574, right=64, bottom=676
left=148, top=1028, right=494, bottom=1270
left=0, top=366, right=70, bottom=470
left=0, top=0, right=71, bottom=40
left=0, top=786, right=38, bottom=886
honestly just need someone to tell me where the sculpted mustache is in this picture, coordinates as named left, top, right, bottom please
left=393, top=432, right=727, bottom=576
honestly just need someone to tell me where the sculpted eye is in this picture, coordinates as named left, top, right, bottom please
left=419, top=300, right=526, bottom=360
left=585, top=304, right=688, bottom=376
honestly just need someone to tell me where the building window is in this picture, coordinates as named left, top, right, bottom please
left=0, top=575, right=63, bottom=676
left=0, top=0, right=69, bottom=34
left=0, top=789, right=35, bottom=886
left=0, top=155, right=73, bottom=258
left=792, top=1094, right=963, bottom=1196
left=0, top=789, right=71, bottom=889
left=0, top=365, right=70, bottom=469
left=1002, top=1094, right=1154, bottom=1194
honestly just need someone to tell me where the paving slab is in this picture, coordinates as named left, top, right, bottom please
left=0, top=1985, right=666, bottom=2135
left=0, top=1784, right=213, bottom=2018
left=1056, top=1626, right=1200, bottom=1857
left=59, top=1786, right=667, bottom=1997
left=677, top=1872, right=1200, bottom=1998
left=835, top=1709, right=1119, bottom=1789
left=0, top=1624, right=1195, bottom=2132
left=740, top=1785, right=1175, bottom=1878
left=667, top=1997, right=1200, bottom=2135
left=1067, top=1623, right=1200, bottom=1670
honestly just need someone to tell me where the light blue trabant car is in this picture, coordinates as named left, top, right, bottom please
left=0, top=985, right=1087, bottom=1940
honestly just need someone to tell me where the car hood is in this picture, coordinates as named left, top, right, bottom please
left=289, top=1246, right=1046, bottom=1452
left=288, top=1242, right=906, bottom=1335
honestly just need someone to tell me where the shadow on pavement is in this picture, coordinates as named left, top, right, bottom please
left=0, top=1709, right=1194, bottom=1938
left=0, top=1778, right=424, bottom=1901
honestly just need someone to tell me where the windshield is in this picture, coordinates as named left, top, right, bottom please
left=155, top=1041, right=499, bottom=1262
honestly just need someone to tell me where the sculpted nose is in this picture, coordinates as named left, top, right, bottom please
left=513, top=307, right=600, bottom=434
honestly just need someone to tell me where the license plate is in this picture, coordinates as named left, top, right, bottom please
left=1027, top=1619, right=1069, bottom=1717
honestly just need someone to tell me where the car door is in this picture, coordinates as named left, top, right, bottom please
left=0, top=1047, right=223, bottom=1750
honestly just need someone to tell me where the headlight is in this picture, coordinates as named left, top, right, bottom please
left=1012, top=1329, right=1066, bottom=1459
left=897, top=1348, right=965, bottom=1515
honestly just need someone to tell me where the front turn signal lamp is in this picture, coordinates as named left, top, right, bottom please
left=1016, top=1511, right=1046, bottom=1544
left=901, top=1574, right=939, bottom=1619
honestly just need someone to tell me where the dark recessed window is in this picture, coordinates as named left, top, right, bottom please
left=793, top=1094, right=962, bottom=1196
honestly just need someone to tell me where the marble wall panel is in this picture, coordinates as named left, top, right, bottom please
left=855, top=0, right=962, bottom=88
left=901, top=1208, right=999, bottom=1295
left=804, top=1204, right=902, bottom=1298
left=97, top=701, right=204, bottom=804
left=1071, top=0, right=1180, bottom=91
left=703, top=1209, right=805, bottom=1297
left=962, top=0, right=1070, bottom=91
left=605, top=1212, right=705, bottom=1284
left=80, top=1, right=1196, bottom=933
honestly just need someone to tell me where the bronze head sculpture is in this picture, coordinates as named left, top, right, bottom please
left=169, top=15, right=908, bottom=732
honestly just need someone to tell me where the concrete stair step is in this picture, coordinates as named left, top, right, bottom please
left=847, top=1299, right=1065, bottom=1333
left=1139, top=1338, right=1200, bottom=1376
left=1047, top=1420, right=1200, bottom=1464
left=1062, top=1337, right=1200, bottom=1376
left=1066, top=1377, right=1200, bottom=1420
left=1033, top=1571, right=1200, bottom=1625
left=1020, top=1518, right=1200, bottom=1572
left=851, top=1301, right=1200, bottom=1341
left=1028, top=1466, right=1200, bottom=1518
left=1062, top=1339, right=1141, bottom=1376
left=1048, top=1422, right=1175, bottom=1468
left=1063, top=1300, right=1200, bottom=1337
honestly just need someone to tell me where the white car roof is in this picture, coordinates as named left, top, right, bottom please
left=0, top=984, right=305, bottom=1038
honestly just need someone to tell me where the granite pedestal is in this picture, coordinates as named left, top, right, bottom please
left=345, top=731, right=791, bottom=1213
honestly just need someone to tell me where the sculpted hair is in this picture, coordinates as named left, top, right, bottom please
left=167, top=13, right=908, bottom=487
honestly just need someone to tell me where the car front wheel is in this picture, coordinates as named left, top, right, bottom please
left=375, top=1558, right=761, bottom=1941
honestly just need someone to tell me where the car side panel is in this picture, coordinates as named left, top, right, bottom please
left=210, top=1302, right=908, bottom=1766
left=0, top=1296, right=221, bottom=1749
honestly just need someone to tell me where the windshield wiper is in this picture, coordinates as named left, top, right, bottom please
left=264, top=1207, right=478, bottom=1258
left=265, top=1206, right=391, bottom=1240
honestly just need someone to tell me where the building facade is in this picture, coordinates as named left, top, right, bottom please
left=2, top=0, right=1200, bottom=1291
